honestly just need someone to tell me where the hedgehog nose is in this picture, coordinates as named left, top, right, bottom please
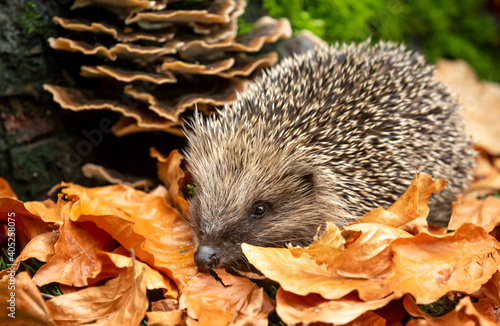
left=194, top=246, right=220, bottom=271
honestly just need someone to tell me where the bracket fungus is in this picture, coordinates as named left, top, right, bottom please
left=44, top=0, right=292, bottom=136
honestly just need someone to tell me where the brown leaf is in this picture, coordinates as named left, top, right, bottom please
left=179, top=269, right=274, bottom=326
left=46, top=260, right=148, bottom=326
left=448, top=195, right=500, bottom=232
left=24, top=198, right=65, bottom=225
left=276, top=288, right=394, bottom=325
left=400, top=215, right=448, bottom=236
left=151, top=298, right=179, bottom=312
left=473, top=298, right=500, bottom=324
left=146, top=311, right=185, bottom=326
left=289, top=222, right=412, bottom=279
left=0, top=197, right=54, bottom=249
left=344, top=311, right=387, bottom=326
left=88, top=251, right=176, bottom=295
left=0, top=177, right=17, bottom=199
left=61, top=183, right=196, bottom=290
left=0, top=272, right=56, bottom=326
left=387, top=223, right=500, bottom=304
left=356, top=173, right=447, bottom=227
left=32, top=206, right=119, bottom=287
left=150, top=148, right=190, bottom=218
left=1, top=231, right=60, bottom=278
left=403, top=294, right=497, bottom=325
left=471, top=271, right=500, bottom=306
left=242, top=241, right=391, bottom=301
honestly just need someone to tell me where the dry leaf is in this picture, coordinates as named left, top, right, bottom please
left=289, top=222, right=412, bottom=279
left=448, top=195, right=500, bottom=232
left=45, top=260, right=148, bottom=326
left=150, top=148, right=190, bottom=218
left=146, top=311, right=185, bottom=326
left=356, top=173, right=447, bottom=227
left=276, top=289, right=394, bottom=325
left=88, top=251, right=176, bottom=295
left=0, top=272, right=56, bottom=326
left=0, top=177, right=17, bottom=199
left=404, top=294, right=497, bottom=325
left=387, top=223, right=500, bottom=304
left=24, top=198, right=65, bottom=225
left=473, top=298, right=500, bottom=324
left=0, top=197, right=54, bottom=249
left=471, top=271, right=500, bottom=305
left=179, top=269, right=274, bottom=326
left=32, top=207, right=119, bottom=287
left=61, top=183, right=196, bottom=290
left=242, top=242, right=391, bottom=301
left=344, top=311, right=387, bottom=326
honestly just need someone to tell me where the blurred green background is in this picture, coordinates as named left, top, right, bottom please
left=247, top=0, right=500, bottom=82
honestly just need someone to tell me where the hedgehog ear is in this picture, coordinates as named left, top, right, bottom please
left=284, top=165, right=317, bottom=193
left=300, top=172, right=315, bottom=189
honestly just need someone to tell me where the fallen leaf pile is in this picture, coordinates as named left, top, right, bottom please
left=1, top=146, right=500, bottom=325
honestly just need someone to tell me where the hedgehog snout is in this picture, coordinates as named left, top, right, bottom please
left=194, top=245, right=220, bottom=272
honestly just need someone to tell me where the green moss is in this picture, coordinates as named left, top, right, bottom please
left=14, top=1, right=45, bottom=36
left=261, top=0, right=500, bottom=82
left=418, top=294, right=459, bottom=317
left=237, top=17, right=256, bottom=36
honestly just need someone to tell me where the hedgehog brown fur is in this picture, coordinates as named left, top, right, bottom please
left=185, top=40, right=475, bottom=271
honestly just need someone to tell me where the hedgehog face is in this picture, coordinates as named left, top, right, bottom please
left=188, top=163, right=323, bottom=272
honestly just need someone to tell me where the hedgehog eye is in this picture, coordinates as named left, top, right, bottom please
left=251, top=202, right=268, bottom=218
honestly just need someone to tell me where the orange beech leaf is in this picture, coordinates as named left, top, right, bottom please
left=471, top=271, right=500, bottom=305
left=473, top=153, right=499, bottom=179
left=0, top=197, right=54, bottom=249
left=344, top=311, right=386, bottom=326
left=0, top=177, right=17, bottom=199
left=32, top=209, right=119, bottom=287
left=289, top=222, right=411, bottom=279
left=448, top=195, right=500, bottom=232
left=18, top=231, right=59, bottom=262
left=151, top=298, right=179, bottom=311
left=242, top=242, right=391, bottom=301
left=469, top=173, right=500, bottom=197
left=7, top=231, right=59, bottom=274
left=60, top=183, right=197, bottom=290
left=45, top=260, right=148, bottom=326
left=150, top=148, right=190, bottom=218
left=387, top=223, right=500, bottom=304
left=24, top=197, right=68, bottom=225
left=473, top=298, right=500, bottom=323
left=334, top=223, right=411, bottom=278
left=0, top=231, right=58, bottom=280
left=400, top=215, right=448, bottom=236
left=179, top=269, right=274, bottom=326
left=88, top=251, right=177, bottom=296
left=287, top=222, right=344, bottom=260
left=244, top=222, right=412, bottom=301
left=146, top=311, right=185, bottom=326
left=356, top=173, right=447, bottom=227
left=276, top=288, right=395, bottom=325
left=403, top=294, right=497, bottom=326
left=0, top=272, right=56, bottom=325
left=373, top=298, right=407, bottom=324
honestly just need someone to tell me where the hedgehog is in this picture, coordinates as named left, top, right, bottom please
left=184, top=40, right=475, bottom=271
